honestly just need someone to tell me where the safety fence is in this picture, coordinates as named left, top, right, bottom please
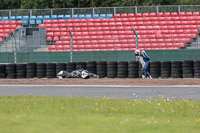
left=0, top=5, right=200, bottom=17
left=0, top=60, right=199, bottom=79
left=0, top=49, right=200, bottom=63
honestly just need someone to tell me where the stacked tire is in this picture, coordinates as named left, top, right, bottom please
left=66, top=62, right=76, bottom=72
left=76, top=62, right=86, bottom=70
left=36, top=63, right=46, bottom=78
left=97, top=61, right=107, bottom=78
left=150, top=61, right=161, bottom=78
left=0, top=64, right=6, bottom=78
left=16, top=64, right=26, bottom=78
left=46, top=63, right=56, bottom=78
left=182, top=60, right=194, bottom=78
left=56, top=63, right=66, bottom=74
left=26, top=63, right=36, bottom=78
left=107, top=61, right=117, bottom=78
left=161, top=61, right=171, bottom=78
left=87, top=61, right=96, bottom=74
left=117, top=61, right=128, bottom=78
left=128, top=61, right=139, bottom=78
left=171, top=61, right=182, bottom=78
left=6, top=64, right=16, bottom=79
left=194, top=60, right=200, bottom=78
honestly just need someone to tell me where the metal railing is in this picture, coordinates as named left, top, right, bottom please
left=0, top=5, right=200, bottom=17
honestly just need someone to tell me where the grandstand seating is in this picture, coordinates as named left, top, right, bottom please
left=39, top=12, right=199, bottom=52
left=0, top=20, right=23, bottom=42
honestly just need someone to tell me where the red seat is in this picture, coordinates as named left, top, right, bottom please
left=60, top=36, right=70, bottom=41
left=87, top=27, right=95, bottom=31
left=38, top=24, right=45, bottom=27
left=193, top=12, right=200, bottom=16
left=49, top=45, right=56, bottom=50
left=114, top=14, right=120, bottom=18
left=171, top=12, right=178, bottom=16
left=46, top=36, right=52, bottom=41
left=121, top=13, right=128, bottom=18
left=52, top=28, right=60, bottom=32
left=114, top=18, right=121, bottom=22
left=72, top=19, right=79, bottom=23
left=93, top=23, right=100, bottom=27
left=163, top=12, right=170, bottom=16
left=179, top=12, right=185, bottom=16
left=10, top=25, right=17, bottom=29
left=127, top=13, right=134, bottom=18
left=58, top=19, right=65, bottom=23
left=186, top=12, right=192, bottom=16
left=101, top=18, right=107, bottom=22
left=94, top=18, right=101, bottom=23
left=135, top=13, right=142, bottom=17
left=79, top=19, right=85, bottom=23
left=157, top=12, right=163, bottom=17
left=10, top=20, right=16, bottom=25
left=149, top=13, right=156, bottom=17
left=53, top=36, right=59, bottom=41
left=51, top=19, right=58, bottom=24
left=121, top=18, right=128, bottom=22
left=60, top=32, right=69, bottom=36
left=53, top=32, right=61, bottom=37
left=55, top=41, right=62, bottom=45
left=62, top=41, right=70, bottom=45
left=51, top=24, right=59, bottom=27
left=65, top=19, right=72, bottom=23
left=63, top=45, right=70, bottom=50
left=44, top=20, right=51, bottom=24
left=59, top=23, right=66, bottom=27
left=101, top=22, right=108, bottom=27
left=60, top=28, right=67, bottom=32
left=47, top=32, right=53, bottom=37
left=143, top=13, right=149, bottom=17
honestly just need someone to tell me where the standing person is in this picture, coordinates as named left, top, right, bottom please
left=135, top=49, right=152, bottom=79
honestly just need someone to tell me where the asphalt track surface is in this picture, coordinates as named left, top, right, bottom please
left=0, top=85, right=200, bottom=100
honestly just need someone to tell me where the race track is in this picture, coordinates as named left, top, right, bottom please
left=0, top=85, right=200, bottom=100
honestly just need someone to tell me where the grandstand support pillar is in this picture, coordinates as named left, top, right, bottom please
left=114, top=7, right=116, bottom=14
left=30, top=10, right=32, bottom=17
left=51, top=9, right=53, bottom=16
left=133, top=28, right=139, bottom=61
left=69, top=29, right=73, bottom=62
left=178, top=6, right=180, bottom=13
left=11, top=30, right=17, bottom=63
left=9, top=11, right=11, bottom=18
left=156, top=6, right=159, bottom=14
left=135, top=7, right=137, bottom=14
left=93, top=8, right=95, bottom=15
left=72, top=9, right=74, bottom=15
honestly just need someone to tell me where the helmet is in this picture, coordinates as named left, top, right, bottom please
left=141, top=50, right=146, bottom=54
left=81, top=70, right=89, bottom=79
left=134, top=49, right=141, bottom=56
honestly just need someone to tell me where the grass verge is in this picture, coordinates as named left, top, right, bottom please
left=0, top=96, right=200, bottom=133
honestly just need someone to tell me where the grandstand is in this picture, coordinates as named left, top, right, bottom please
left=0, top=6, right=200, bottom=53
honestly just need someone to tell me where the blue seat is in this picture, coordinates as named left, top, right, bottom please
left=10, top=16, right=16, bottom=20
left=29, top=20, right=35, bottom=25
left=22, top=16, right=29, bottom=20
left=100, top=14, right=106, bottom=18
left=0, top=17, right=1, bottom=21
left=92, top=14, right=99, bottom=19
left=51, top=15, right=57, bottom=20
left=44, top=15, right=50, bottom=20
left=72, top=15, right=78, bottom=19
left=16, top=16, right=22, bottom=20
left=22, top=20, right=28, bottom=25
left=106, top=14, right=113, bottom=18
left=36, top=20, right=42, bottom=24
left=58, top=15, right=64, bottom=19
left=64, top=15, right=71, bottom=19
left=78, top=14, right=85, bottom=19
left=85, top=14, right=91, bottom=19
left=30, top=16, right=36, bottom=20
left=37, top=16, right=43, bottom=20
left=2, top=17, right=9, bottom=21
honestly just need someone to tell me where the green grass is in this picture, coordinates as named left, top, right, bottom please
left=0, top=96, right=200, bottom=133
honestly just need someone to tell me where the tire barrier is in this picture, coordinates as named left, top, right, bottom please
left=171, top=61, right=182, bottom=78
left=66, top=62, right=76, bottom=72
left=56, top=63, right=66, bottom=74
left=1, top=60, right=200, bottom=79
left=6, top=64, right=16, bottom=79
left=87, top=61, right=96, bottom=74
left=161, top=61, right=171, bottom=78
left=37, top=63, right=46, bottom=78
left=76, top=62, right=86, bottom=70
left=182, top=60, right=194, bottom=78
left=97, top=61, right=107, bottom=78
left=194, top=60, right=200, bottom=78
left=128, top=61, right=139, bottom=78
left=0, top=64, right=6, bottom=78
left=46, top=63, right=56, bottom=78
left=26, top=63, right=36, bottom=78
left=16, top=64, right=26, bottom=79
left=117, top=61, right=128, bottom=78
left=150, top=61, right=161, bottom=78
left=107, top=61, right=117, bottom=78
